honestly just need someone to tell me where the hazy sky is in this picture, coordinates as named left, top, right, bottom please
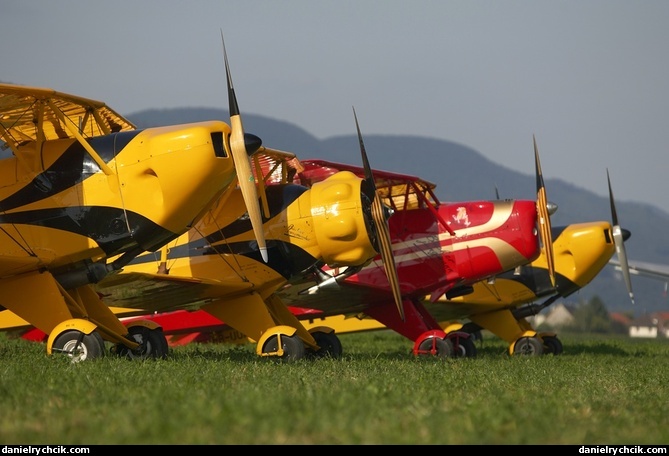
left=3, top=1, right=669, bottom=214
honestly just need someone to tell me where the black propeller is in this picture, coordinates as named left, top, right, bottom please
left=353, top=108, right=405, bottom=322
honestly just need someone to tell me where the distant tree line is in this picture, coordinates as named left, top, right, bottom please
left=560, top=296, right=631, bottom=335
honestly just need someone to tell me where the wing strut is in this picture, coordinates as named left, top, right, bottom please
left=46, top=100, right=115, bottom=175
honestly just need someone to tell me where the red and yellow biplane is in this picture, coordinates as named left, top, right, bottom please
left=291, top=169, right=635, bottom=356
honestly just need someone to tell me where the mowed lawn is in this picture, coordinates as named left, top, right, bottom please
left=0, top=330, right=667, bottom=445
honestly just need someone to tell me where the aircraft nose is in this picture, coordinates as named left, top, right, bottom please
left=622, top=228, right=631, bottom=242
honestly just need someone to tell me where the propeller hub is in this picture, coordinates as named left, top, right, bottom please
left=547, top=201, right=558, bottom=215
left=243, top=133, right=262, bottom=156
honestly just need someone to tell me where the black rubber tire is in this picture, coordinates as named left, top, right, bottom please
left=513, top=337, right=544, bottom=356
left=52, top=330, right=105, bottom=362
left=153, top=327, right=169, bottom=356
left=115, top=326, right=168, bottom=360
left=261, top=333, right=306, bottom=361
left=450, top=334, right=477, bottom=358
left=416, top=336, right=454, bottom=358
left=309, top=330, right=343, bottom=359
left=542, top=335, right=564, bottom=355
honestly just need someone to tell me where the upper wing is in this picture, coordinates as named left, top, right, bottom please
left=251, top=145, right=298, bottom=184
left=609, top=258, right=669, bottom=282
left=297, top=159, right=440, bottom=211
left=0, top=84, right=138, bottom=278
left=0, top=83, right=135, bottom=154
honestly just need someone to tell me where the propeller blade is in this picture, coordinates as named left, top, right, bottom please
left=607, top=168, right=634, bottom=305
left=353, top=107, right=405, bottom=321
left=534, top=136, right=556, bottom=287
left=221, top=32, right=268, bottom=263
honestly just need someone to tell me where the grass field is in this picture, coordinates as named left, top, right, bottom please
left=1, top=330, right=668, bottom=445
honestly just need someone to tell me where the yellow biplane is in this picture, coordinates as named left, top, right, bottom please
left=0, top=82, right=243, bottom=360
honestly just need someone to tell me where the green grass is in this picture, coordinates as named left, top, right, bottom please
left=0, top=330, right=667, bottom=445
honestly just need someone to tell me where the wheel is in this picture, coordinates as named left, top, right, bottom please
left=91, top=331, right=107, bottom=354
left=308, top=330, right=343, bottom=358
left=448, top=334, right=477, bottom=358
left=52, top=330, right=105, bottom=362
left=542, top=335, right=563, bottom=355
left=415, top=336, right=454, bottom=358
left=115, top=326, right=168, bottom=360
left=261, top=333, right=306, bottom=361
left=153, top=327, right=169, bottom=355
left=513, top=337, right=544, bottom=356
